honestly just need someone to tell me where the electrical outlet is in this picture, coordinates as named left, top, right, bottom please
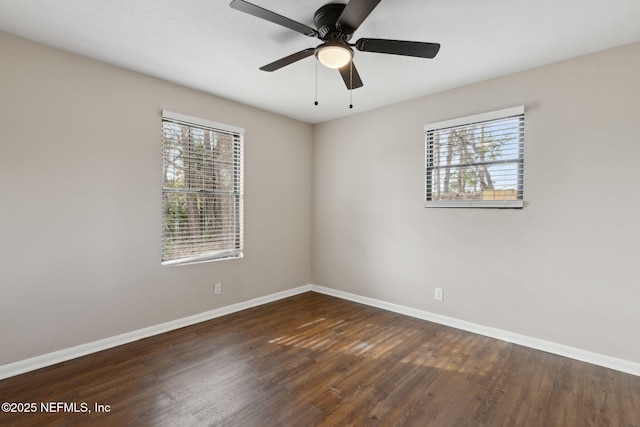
left=434, top=288, right=444, bottom=301
left=214, top=283, right=222, bottom=295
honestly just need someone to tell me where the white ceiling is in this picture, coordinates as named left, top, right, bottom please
left=1, top=0, right=639, bottom=124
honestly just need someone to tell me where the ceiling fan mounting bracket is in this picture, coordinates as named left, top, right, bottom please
left=314, top=3, right=353, bottom=40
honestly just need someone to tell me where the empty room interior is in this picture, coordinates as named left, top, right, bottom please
left=1, top=0, right=640, bottom=425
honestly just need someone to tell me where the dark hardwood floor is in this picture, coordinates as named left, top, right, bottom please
left=1, top=292, right=639, bottom=426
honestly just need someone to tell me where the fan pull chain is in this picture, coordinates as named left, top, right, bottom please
left=314, top=60, right=319, bottom=106
left=349, top=61, right=354, bottom=109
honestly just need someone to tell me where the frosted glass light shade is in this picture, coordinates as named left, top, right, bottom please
left=316, top=45, right=352, bottom=69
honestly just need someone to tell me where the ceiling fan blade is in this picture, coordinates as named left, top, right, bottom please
left=355, top=38, right=441, bottom=58
left=337, top=0, right=382, bottom=33
left=338, top=62, right=364, bottom=89
left=230, top=0, right=318, bottom=37
left=259, top=48, right=315, bottom=72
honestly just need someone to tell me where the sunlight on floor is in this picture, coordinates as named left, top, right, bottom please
left=268, top=316, right=486, bottom=374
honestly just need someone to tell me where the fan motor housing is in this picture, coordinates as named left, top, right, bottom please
left=314, top=3, right=352, bottom=40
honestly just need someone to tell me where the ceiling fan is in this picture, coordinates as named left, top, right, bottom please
left=230, top=0, right=440, bottom=90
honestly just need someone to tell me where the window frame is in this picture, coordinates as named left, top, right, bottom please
left=424, top=106, right=525, bottom=209
left=161, top=110, right=244, bottom=267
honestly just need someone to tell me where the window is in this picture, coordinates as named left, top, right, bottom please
left=162, top=111, right=244, bottom=266
left=425, top=106, right=525, bottom=208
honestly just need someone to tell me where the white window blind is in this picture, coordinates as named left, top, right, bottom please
left=425, top=106, right=525, bottom=208
left=162, top=111, right=244, bottom=266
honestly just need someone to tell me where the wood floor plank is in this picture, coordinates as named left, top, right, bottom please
left=1, top=292, right=640, bottom=426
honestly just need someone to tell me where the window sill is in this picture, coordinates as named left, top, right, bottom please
left=425, top=200, right=524, bottom=209
left=161, top=251, right=243, bottom=267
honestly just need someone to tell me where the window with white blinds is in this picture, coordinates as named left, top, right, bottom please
left=425, top=106, right=525, bottom=208
left=162, top=111, right=244, bottom=266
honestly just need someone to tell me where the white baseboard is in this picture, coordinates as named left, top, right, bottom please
left=309, top=284, right=640, bottom=377
left=0, top=285, right=312, bottom=380
left=2, top=283, right=639, bottom=380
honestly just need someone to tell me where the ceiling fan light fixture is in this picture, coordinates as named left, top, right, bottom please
left=231, top=0, right=441, bottom=92
left=315, top=43, right=352, bottom=69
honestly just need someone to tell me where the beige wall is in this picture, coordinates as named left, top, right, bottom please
left=3, top=29, right=640, bottom=369
left=312, top=42, right=640, bottom=363
left=0, top=32, right=313, bottom=364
